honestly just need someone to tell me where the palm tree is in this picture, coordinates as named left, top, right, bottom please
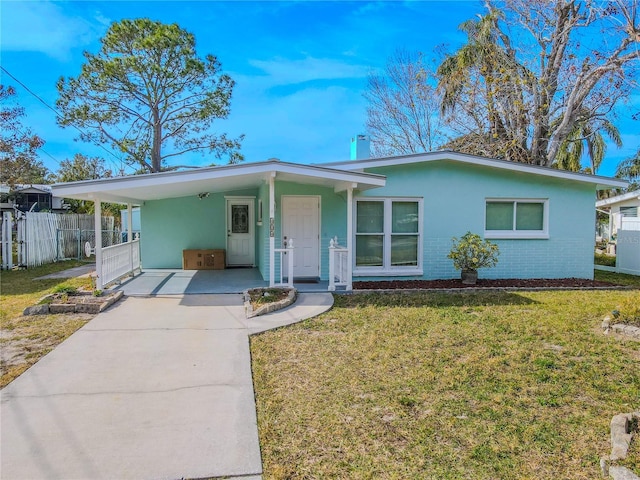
left=616, top=149, right=640, bottom=190
left=436, top=10, right=530, bottom=162
left=554, top=117, right=622, bottom=174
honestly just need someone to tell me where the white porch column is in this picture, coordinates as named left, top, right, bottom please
left=94, top=198, right=103, bottom=290
left=609, top=211, right=614, bottom=242
left=346, top=186, right=354, bottom=291
left=127, top=203, right=133, bottom=242
left=127, top=203, right=133, bottom=274
left=269, top=172, right=276, bottom=287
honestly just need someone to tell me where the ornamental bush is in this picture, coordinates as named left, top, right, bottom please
left=447, top=232, right=500, bottom=272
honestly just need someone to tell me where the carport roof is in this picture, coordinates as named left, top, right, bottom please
left=51, top=159, right=386, bottom=205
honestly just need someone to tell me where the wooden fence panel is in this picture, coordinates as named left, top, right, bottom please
left=24, top=212, right=59, bottom=267
left=1, top=212, right=13, bottom=270
left=12, top=212, right=117, bottom=267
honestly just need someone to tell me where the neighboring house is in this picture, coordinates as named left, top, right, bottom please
left=596, top=191, right=640, bottom=241
left=120, top=206, right=141, bottom=240
left=52, top=147, right=626, bottom=289
left=0, top=184, right=67, bottom=213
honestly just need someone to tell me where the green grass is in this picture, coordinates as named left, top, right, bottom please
left=1, top=261, right=94, bottom=387
left=595, top=270, right=640, bottom=287
left=594, top=252, right=616, bottom=267
left=251, top=288, right=640, bottom=479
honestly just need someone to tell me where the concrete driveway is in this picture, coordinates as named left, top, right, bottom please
left=1, top=293, right=333, bottom=479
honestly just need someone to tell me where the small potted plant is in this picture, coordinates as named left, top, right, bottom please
left=447, top=232, right=499, bottom=284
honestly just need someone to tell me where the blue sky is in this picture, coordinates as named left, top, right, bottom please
left=1, top=0, right=638, bottom=178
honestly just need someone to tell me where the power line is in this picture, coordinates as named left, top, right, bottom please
left=8, top=128, right=62, bottom=166
left=1, top=66, right=129, bottom=173
left=36, top=146, right=61, bottom=166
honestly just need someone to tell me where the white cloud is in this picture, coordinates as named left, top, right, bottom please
left=246, top=56, right=370, bottom=87
left=1, top=1, right=103, bottom=60
left=219, top=55, right=371, bottom=163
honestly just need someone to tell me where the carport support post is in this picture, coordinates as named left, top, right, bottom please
left=346, top=185, right=354, bottom=291
left=127, top=203, right=133, bottom=274
left=269, top=172, right=275, bottom=287
left=94, top=198, right=103, bottom=291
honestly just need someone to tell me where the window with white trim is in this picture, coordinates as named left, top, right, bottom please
left=485, top=199, right=548, bottom=239
left=355, top=198, right=422, bottom=274
left=620, top=206, right=638, bottom=217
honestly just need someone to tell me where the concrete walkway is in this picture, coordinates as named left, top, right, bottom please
left=34, top=263, right=96, bottom=280
left=1, top=292, right=333, bottom=480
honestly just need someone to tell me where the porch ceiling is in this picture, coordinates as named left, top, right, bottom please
left=51, top=160, right=386, bottom=205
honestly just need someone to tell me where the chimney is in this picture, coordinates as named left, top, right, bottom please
left=350, top=134, right=370, bottom=160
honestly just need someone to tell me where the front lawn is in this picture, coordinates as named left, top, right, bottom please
left=0, top=261, right=94, bottom=387
left=251, top=287, right=640, bottom=479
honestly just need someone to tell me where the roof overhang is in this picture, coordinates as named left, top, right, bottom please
left=322, top=151, right=628, bottom=190
left=595, top=190, right=640, bottom=208
left=51, top=160, right=386, bottom=204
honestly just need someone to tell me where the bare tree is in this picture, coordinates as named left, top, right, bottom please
left=437, top=0, right=639, bottom=167
left=364, top=50, right=444, bottom=157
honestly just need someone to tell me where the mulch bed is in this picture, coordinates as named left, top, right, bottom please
left=353, top=278, right=624, bottom=290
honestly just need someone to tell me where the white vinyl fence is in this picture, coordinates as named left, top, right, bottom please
left=621, top=217, right=640, bottom=231
left=616, top=230, right=640, bottom=276
left=1, top=212, right=116, bottom=268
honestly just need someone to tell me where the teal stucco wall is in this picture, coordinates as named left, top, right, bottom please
left=356, top=161, right=596, bottom=280
left=140, top=188, right=258, bottom=269
left=139, top=160, right=598, bottom=281
left=139, top=183, right=347, bottom=281
left=273, top=182, right=347, bottom=281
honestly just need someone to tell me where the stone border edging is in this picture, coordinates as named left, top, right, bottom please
left=600, top=412, right=640, bottom=479
left=23, top=290, right=124, bottom=316
left=243, top=288, right=297, bottom=318
left=602, top=315, right=640, bottom=340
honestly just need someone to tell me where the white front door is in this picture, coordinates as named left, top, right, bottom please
left=226, top=198, right=255, bottom=266
left=282, top=196, right=320, bottom=278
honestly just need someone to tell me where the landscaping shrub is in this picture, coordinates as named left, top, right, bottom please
left=594, top=253, right=616, bottom=267
left=51, top=284, right=78, bottom=294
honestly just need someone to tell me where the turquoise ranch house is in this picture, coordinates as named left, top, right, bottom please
left=51, top=137, right=626, bottom=291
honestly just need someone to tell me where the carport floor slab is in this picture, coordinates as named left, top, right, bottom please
left=117, top=269, right=268, bottom=295
left=0, top=295, right=263, bottom=480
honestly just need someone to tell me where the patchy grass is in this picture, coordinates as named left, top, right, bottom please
left=0, top=261, right=94, bottom=387
left=595, top=269, right=640, bottom=287
left=613, top=295, right=640, bottom=328
left=251, top=289, right=640, bottom=479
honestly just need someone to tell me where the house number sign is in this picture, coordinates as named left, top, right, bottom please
left=269, top=217, right=275, bottom=237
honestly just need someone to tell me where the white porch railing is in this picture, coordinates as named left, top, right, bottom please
left=101, top=238, right=140, bottom=287
left=273, top=238, right=294, bottom=287
left=328, top=236, right=351, bottom=291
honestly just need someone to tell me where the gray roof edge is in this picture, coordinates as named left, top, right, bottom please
left=51, top=159, right=386, bottom=191
left=320, top=150, right=627, bottom=188
left=595, top=190, right=640, bottom=207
